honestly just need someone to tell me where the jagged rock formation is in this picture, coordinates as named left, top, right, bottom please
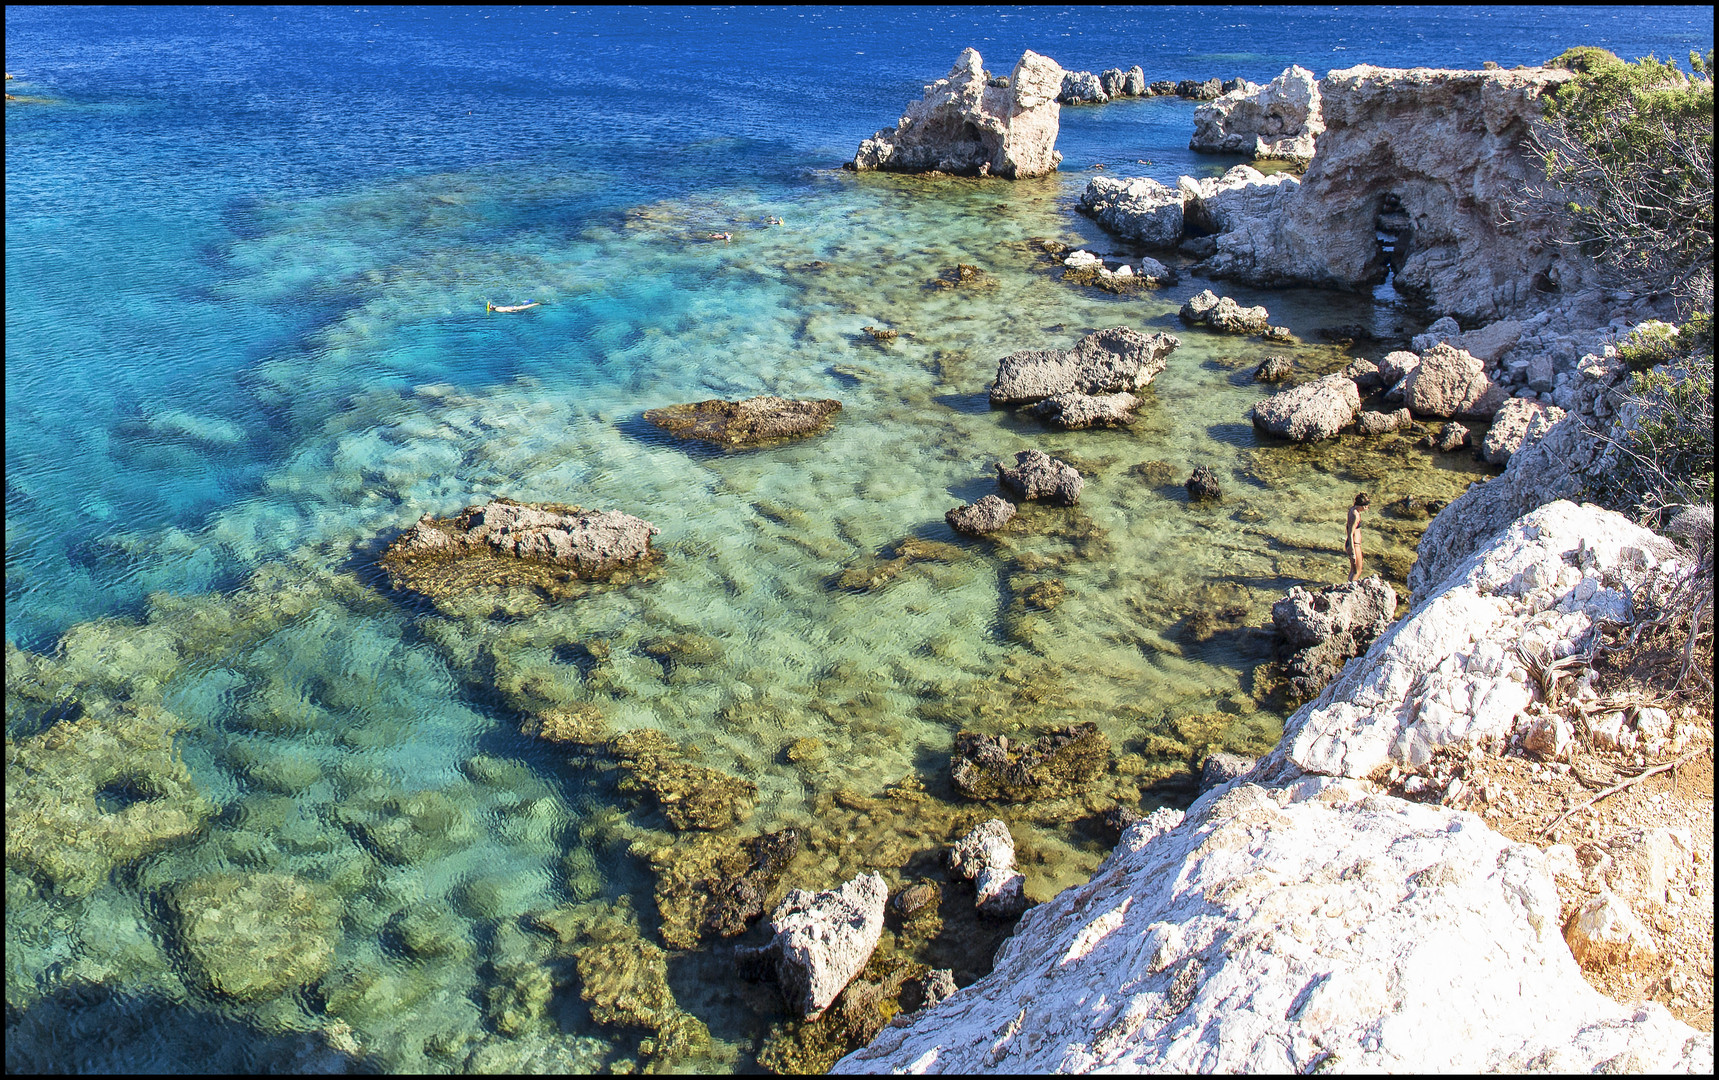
left=1078, top=176, right=1185, bottom=247
left=949, top=722, right=1110, bottom=801
left=836, top=502, right=1711, bottom=1074
left=642, top=395, right=841, bottom=447
left=1270, top=577, right=1398, bottom=701
left=1178, top=289, right=1270, bottom=334
left=989, top=327, right=1180, bottom=406
left=947, top=820, right=1028, bottom=917
left=749, top=873, right=888, bottom=1020
left=1025, top=390, right=1141, bottom=429
left=1403, top=342, right=1509, bottom=419
left=995, top=450, right=1083, bottom=507
left=945, top=494, right=1016, bottom=536
left=1187, top=65, right=1589, bottom=323
left=1483, top=398, right=1566, bottom=464
left=1273, top=500, right=1675, bottom=777
left=378, top=499, right=660, bottom=600
left=1189, top=65, right=1324, bottom=163
left=853, top=48, right=1066, bottom=178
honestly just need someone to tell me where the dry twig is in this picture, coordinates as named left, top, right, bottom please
left=1538, top=745, right=1709, bottom=836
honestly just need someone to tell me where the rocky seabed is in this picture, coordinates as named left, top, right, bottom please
left=838, top=501, right=1713, bottom=1072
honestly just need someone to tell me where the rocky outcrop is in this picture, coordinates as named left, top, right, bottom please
left=1058, top=70, right=1108, bottom=105
left=1060, top=249, right=1173, bottom=291
left=950, top=723, right=1110, bottom=801
left=1253, top=355, right=1292, bottom=382
left=989, top=327, right=1179, bottom=407
left=379, top=499, right=661, bottom=600
left=752, top=873, right=888, bottom=1021
left=1430, top=421, right=1471, bottom=453
left=1026, top=391, right=1141, bottom=429
left=835, top=774, right=1709, bottom=1073
left=1189, top=65, right=1591, bottom=323
left=1077, top=177, right=1184, bottom=247
left=1483, top=398, right=1566, bottom=464
left=945, top=494, right=1016, bottom=536
left=837, top=501, right=1710, bottom=1075
left=1414, top=316, right=1526, bottom=364
left=1403, top=342, right=1509, bottom=419
left=1249, top=373, right=1362, bottom=442
left=1189, top=65, right=1324, bottom=164
left=853, top=49, right=1065, bottom=178
left=1271, top=577, right=1398, bottom=702
left=995, top=450, right=1083, bottom=506
left=948, top=820, right=1028, bottom=918
left=1176, top=77, right=1224, bottom=101
left=643, top=395, right=841, bottom=447
left=1355, top=406, right=1414, bottom=436
left=1274, top=501, right=1675, bottom=777
left=1178, top=290, right=1269, bottom=334
left=1408, top=352, right=1633, bottom=597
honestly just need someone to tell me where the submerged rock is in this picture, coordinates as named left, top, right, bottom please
left=750, top=872, right=890, bottom=1020
left=5, top=701, right=214, bottom=897
left=1271, top=577, right=1398, bottom=702
left=853, top=48, right=1066, bottom=178
left=643, top=828, right=804, bottom=949
left=1354, top=406, right=1414, bottom=436
left=996, top=449, right=1083, bottom=506
left=950, top=722, right=1111, bottom=801
left=607, top=728, right=757, bottom=831
left=945, top=494, right=1017, bottom=536
left=1249, top=373, right=1362, bottom=442
left=836, top=536, right=965, bottom=592
left=643, top=395, right=842, bottom=448
left=1252, top=355, right=1293, bottom=382
left=1428, top=420, right=1471, bottom=453
left=989, top=326, right=1180, bottom=406
left=378, top=498, right=661, bottom=601
left=171, top=873, right=340, bottom=1001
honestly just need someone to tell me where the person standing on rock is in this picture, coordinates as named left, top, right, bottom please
left=1346, top=492, right=1370, bottom=582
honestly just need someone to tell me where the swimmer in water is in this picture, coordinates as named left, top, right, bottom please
left=1346, top=492, right=1370, bottom=582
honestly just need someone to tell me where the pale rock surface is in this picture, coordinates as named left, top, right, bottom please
left=1026, top=390, right=1142, bottom=429
left=1269, top=501, right=1674, bottom=779
left=1377, top=349, right=1422, bottom=386
left=757, top=872, right=888, bottom=1020
left=1414, top=318, right=1525, bottom=364
left=1404, top=342, right=1508, bottom=419
left=1355, top=407, right=1413, bottom=436
left=989, top=327, right=1179, bottom=406
left=1564, top=890, right=1660, bottom=967
left=835, top=779, right=1710, bottom=1073
left=1249, top=373, right=1361, bottom=442
left=387, top=501, right=659, bottom=576
left=1078, top=176, right=1185, bottom=247
left=854, top=49, right=1065, bottom=178
left=1482, top=398, right=1566, bottom=465
left=1059, top=70, right=1108, bottom=105
left=1189, top=65, right=1324, bottom=163
left=1189, top=66, right=1591, bottom=323
left=949, top=820, right=1028, bottom=918
left=1179, top=165, right=1301, bottom=249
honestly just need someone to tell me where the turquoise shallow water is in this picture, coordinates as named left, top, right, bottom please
left=7, top=6, right=1712, bottom=1074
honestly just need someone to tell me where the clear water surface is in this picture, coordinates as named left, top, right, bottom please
left=6, top=6, right=1712, bottom=1073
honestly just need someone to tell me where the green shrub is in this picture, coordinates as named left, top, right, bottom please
left=1591, top=315, right=1714, bottom=527
left=1617, top=320, right=1685, bottom=372
left=1530, top=51, right=1715, bottom=312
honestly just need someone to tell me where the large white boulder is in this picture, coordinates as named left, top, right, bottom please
left=835, top=778, right=1709, bottom=1073
left=1078, top=176, right=1185, bottom=248
left=1249, top=373, right=1361, bottom=442
left=854, top=49, right=1065, bottom=178
left=1190, top=65, right=1324, bottom=163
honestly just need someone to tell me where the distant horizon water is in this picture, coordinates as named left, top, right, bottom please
left=6, top=6, right=1713, bottom=1074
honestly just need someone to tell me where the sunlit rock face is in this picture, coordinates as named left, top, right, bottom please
left=1190, top=65, right=1324, bottom=164
left=853, top=49, right=1065, bottom=178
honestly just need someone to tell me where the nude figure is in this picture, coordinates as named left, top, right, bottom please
left=1346, top=492, right=1371, bottom=582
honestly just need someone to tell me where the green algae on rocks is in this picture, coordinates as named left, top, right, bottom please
left=642, top=396, right=843, bottom=449
left=169, top=872, right=340, bottom=1000
left=949, top=721, right=1112, bottom=801
left=607, top=728, right=758, bottom=831
left=377, top=498, right=662, bottom=603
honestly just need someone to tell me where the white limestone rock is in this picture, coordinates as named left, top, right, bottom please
left=989, top=327, right=1179, bottom=406
left=835, top=779, right=1709, bottom=1073
left=1270, top=501, right=1673, bottom=779
left=853, top=49, right=1065, bottom=178
left=760, top=872, right=888, bottom=1020
left=1189, top=65, right=1324, bottom=163
left=1058, top=70, right=1108, bottom=105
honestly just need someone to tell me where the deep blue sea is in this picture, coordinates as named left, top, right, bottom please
left=6, top=6, right=1712, bottom=1074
